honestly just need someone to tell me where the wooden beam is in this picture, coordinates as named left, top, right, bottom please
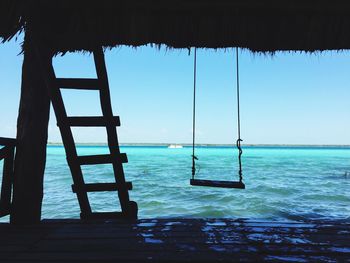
left=76, top=153, right=128, bottom=165
left=10, top=31, right=51, bottom=225
left=64, top=116, right=120, bottom=127
left=93, top=49, right=137, bottom=219
left=71, top=182, right=133, bottom=193
left=190, top=179, right=245, bottom=189
left=56, top=78, right=100, bottom=90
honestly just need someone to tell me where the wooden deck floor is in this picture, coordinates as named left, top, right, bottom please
left=0, top=218, right=349, bottom=262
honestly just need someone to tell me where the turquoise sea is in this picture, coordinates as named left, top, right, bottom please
left=3, top=145, right=350, bottom=221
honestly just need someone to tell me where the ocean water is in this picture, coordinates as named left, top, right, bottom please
left=2, top=146, right=350, bottom=221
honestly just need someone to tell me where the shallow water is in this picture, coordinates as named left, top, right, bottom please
left=2, top=146, right=350, bottom=221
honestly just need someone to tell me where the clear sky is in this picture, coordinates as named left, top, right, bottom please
left=1, top=33, right=349, bottom=145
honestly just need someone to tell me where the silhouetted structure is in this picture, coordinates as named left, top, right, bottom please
left=3, top=0, right=350, bottom=52
left=0, top=137, right=15, bottom=217
left=1, top=0, right=350, bottom=224
left=39, top=46, right=138, bottom=220
left=1, top=218, right=350, bottom=262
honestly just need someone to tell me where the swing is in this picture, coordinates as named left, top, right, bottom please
left=190, top=48, right=245, bottom=189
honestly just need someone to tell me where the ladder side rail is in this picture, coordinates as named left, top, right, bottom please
left=93, top=49, right=131, bottom=214
left=0, top=145, right=15, bottom=217
left=36, top=48, right=92, bottom=216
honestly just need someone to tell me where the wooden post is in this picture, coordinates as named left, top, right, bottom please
left=0, top=145, right=15, bottom=216
left=10, top=31, right=50, bottom=224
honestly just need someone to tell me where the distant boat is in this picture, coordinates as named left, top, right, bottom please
left=168, top=144, right=183, bottom=149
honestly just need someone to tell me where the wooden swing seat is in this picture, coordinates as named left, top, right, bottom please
left=190, top=179, right=245, bottom=189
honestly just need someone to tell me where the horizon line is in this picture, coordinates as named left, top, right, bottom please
left=47, top=142, right=350, bottom=147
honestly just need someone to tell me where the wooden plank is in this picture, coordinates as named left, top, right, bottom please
left=4, top=251, right=349, bottom=263
left=24, top=218, right=350, bottom=231
left=71, top=182, right=132, bottom=193
left=64, top=116, right=120, bottom=127
left=0, top=220, right=348, bottom=239
left=0, top=251, right=261, bottom=262
left=0, top=232, right=50, bottom=246
left=46, top=225, right=349, bottom=239
left=42, top=230, right=350, bottom=248
left=0, top=138, right=16, bottom=147
left=77, top=153, right=128, bottom=165
left=17, top=236, right=350, bottom=259
left=29, top=239, right=350, bottom=255
left=56, top=78, right=100, bottom=90
left=136, top=218, right=350, bottom=229
left=0, top=219, right=349, bottom=262
left=190, top=179, right=245, bottom=189
left=80, top=212, right=124, bottom=220
left=9, top=36, right=50, bottom=224
left=35, top=226, right=350, bottom=245
left=8, top=251, right=345, bottom=263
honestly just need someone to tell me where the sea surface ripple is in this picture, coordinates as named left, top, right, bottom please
left=2, top=145, right=350, bottom=221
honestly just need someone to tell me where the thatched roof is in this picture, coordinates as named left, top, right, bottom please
left=0, top=0, right=22, bottom=41
left=2, top=0, right=350, bottom=53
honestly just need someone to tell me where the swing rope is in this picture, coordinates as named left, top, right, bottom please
left=191, top=47, right=243, bottom=183
left=192, top=48, right=197, bottom=180
left=235, top=47, right=243, bottom=183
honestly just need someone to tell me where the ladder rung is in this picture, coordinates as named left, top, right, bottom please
left=56, top=78, right=100, bottom=90
left=77, top=153, right=128, bottom=165
left=81, top=211, right=124, bottom=220
left=64, top=116, right=120, bottom=127
left=72, top=182, right=133, bottom=193
left=0, top=137, right=16, bottom=147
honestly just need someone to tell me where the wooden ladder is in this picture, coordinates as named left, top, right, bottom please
left=41, top=48, right=137, bottom=220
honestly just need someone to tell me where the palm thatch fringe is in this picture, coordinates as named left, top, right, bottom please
left=0, top=0, right=22, bottom=42
left=2, top=0, right=350, bottom=53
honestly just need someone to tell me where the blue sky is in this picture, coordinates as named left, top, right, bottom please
left=0, top=34, right=349, bottom=145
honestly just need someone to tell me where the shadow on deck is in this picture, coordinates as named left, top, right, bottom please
left=0, top=218, right=349, bottom=262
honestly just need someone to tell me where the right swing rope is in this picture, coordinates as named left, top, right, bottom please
left=191, top=48, right=198, bottom=180
left=190, top=47, right=245, bottom=189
